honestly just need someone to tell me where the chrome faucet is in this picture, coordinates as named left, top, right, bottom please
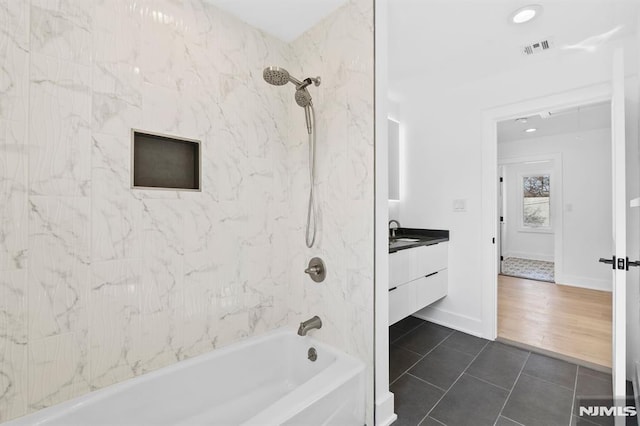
left=297, top=316, right=322, bottom=336
left=389, top=220, right=401, bottom=238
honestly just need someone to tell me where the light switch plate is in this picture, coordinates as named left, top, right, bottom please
left=453, top=199, right=467, bottom=212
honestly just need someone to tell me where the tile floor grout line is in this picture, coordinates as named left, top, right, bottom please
left=518, top=370, right=577, bottom=392
left=495, top=351, right=531, bottom=423
left=498, top=414, right=526, bottom=426
left=389, top=329, right=456, bottom=387
left=393, top=344, right=427, bottom=357
left=464, top=372, right=512, bottom=392
left=416, top=340, right=491, bottom=426
left=391, top=322, right=428, bottom=344
left=425, top=416, right=447, bottom=426
left=405, top=372, right=448, bottom=393
left=569, top=364, right=579, bottom=426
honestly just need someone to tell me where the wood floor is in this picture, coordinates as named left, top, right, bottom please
left=498, top=274, right=612, bottom=367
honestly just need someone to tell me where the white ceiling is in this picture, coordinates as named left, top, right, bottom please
left=497, top=101, right=611, bottom=142
left=206, top=0, right=348, bottom=42
left=389, top=0, right=640, bottom=93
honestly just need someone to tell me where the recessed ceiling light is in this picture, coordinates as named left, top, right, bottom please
left=515, top=117, right=528, bottom=124
left=510, top=5, right=543, bottom=24
left=525, top=128, right=537, bottom=133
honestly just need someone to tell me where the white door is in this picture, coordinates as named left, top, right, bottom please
left=610, top=48, right=627, bottom=405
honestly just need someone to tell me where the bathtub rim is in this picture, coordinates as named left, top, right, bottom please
left=3, top=327, right=364, bottom=425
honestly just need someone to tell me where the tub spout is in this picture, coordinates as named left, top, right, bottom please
left=298, top=316, right=322, bottom=336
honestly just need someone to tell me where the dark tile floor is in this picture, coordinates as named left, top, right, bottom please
left=389, top=316, right=635, bottom=426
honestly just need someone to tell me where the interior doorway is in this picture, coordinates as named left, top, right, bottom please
left=495, top=101, right=614, bottom=369
left=498, top=156, right=558, bottom=284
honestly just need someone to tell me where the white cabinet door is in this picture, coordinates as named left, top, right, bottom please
left=415, top=270, right=448, bottom=309
left=389, top=249, right=413, bottom=289
left=389, top=284, right=414, bottom=325
left=414, top=243, right=448, bottom=277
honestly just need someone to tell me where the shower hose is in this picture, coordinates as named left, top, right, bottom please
left=306, top=105, right=317, bottom=248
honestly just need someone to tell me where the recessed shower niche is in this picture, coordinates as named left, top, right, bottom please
left=132, top=130, right=201, bottom=190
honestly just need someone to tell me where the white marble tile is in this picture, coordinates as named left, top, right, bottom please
left=0, top=1, right=29, bottom=123
left=89, top=259, right=142, bottom=390
left=28, top=331, right=89, bottom=412
left=141, top=199, right=185, bottom=257
left=29, top=0, right=93, bottom=65
left=29, top=54, right=91, bottom=197
left=93, top=0, right=141, bottom=64
left=181, top=195, right=217, bottom=254
left=0, top=274, right=28, bottom=418
left=0, top=269, right=27, bottom=345
left=28, top=196, right=90, bottom=340
left=92, top=0, right=143, bottom=137
left=0, top=338, right=27, bottom=422
left=139, top=238, right=183, bottom=369
left=0, top=119, right=28, bottom=270
left=92, top=133, right=143, bottom=261
left=181, top=250, right=220, bottom=359
left=92, top=91, right=142, bottom=138
left=139, top=0, right=190, bottom=92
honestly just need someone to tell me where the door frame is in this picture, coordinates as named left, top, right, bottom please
left=480, top=82, right=612, bottom=340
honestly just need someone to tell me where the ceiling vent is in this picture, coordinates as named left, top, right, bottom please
left=522, top=38, right=554, bottom=56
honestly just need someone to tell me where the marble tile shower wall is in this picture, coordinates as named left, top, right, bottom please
left=285, top=0, right=374, bottom=424
left=0, top=0, right=308, bottom=420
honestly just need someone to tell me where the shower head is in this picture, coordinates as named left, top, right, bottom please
left=295, top=88, right=312, bottom=108
left=263, top=66, right=320, bottom=134
left=263, top=66, right=303, bottom=86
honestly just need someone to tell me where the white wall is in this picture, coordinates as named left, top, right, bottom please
left=0, top=0, right=375, bottom=422
left=394, top=37, right=638, bottom=336
left=499, top=128, right=613, bottom=291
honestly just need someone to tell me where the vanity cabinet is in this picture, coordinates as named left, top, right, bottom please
left=389, top=242, right=448, bottom=325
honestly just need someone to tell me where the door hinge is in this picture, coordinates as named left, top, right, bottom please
left=492, top=237, right=495, bottom=244
left=500, top=255, right=504, bottom=261
left=499, top=177, right=503, bottom=182
left=500, top=216, right=504, bottom=222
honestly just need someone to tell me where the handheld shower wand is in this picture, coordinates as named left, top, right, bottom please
left=263, top=66, right=321, bottom=248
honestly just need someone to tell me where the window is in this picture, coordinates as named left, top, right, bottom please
left=522, top=175, right=550, bottom=228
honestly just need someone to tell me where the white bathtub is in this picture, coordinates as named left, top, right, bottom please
left=5, top=328, right=365, bottom=426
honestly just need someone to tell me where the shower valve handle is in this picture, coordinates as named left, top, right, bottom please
left=304, top=257, right=326, bottom=283
left=305, top=265, right=320, bottom=274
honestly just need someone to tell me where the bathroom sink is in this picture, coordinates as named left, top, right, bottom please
left=389, top=237, right=422, bottom=250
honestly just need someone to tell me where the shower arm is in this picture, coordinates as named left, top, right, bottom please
left=296, top=77, right=321, bottom=90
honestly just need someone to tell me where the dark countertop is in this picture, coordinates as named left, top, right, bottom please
left=389, top=228, right=449, bottom=253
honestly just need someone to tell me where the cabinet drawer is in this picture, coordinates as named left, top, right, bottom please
left=415, top=269, right=448, bottom=310
left=414, top=243, right=448, bottom=277
left=389, top=283, right=415, bottom=325
left=390, top=242, right=448, bottom=289
left=389, top=249, right=413, bottom=289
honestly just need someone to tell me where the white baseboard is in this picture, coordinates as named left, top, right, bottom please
left=375, top=391, right=397, bottom=426
left=504, top=251, right=554, bottom=262
left=556, top=273, right=612, bottom=292
left=412, top=306, right=484, bottom=338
